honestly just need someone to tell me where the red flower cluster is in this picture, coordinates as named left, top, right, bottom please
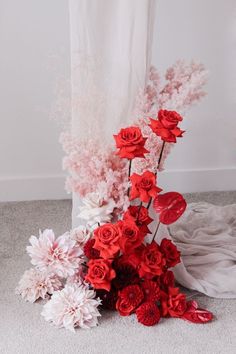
left=82, top=118, right=213, bottom=327
left=149, top=109, right=185, bottom=143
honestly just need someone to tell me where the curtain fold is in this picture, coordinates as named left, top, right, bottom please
left=69, top=0, right=156, bottom=227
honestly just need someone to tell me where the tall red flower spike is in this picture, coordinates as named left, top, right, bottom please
left=153, top=191, right=187, bottom=225
left=182, top=301, right=213, bottom=324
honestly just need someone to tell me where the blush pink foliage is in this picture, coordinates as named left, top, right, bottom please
left=27, top=229, right=83, bottom=278
left=132, top=61, right=207, bottom=174
left=60, top=132, right=129, bottom=210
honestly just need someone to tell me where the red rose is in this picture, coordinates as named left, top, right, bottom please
left=83, top=239, right=100, bottom=259
left=160, top=238, right=181, bottom=268
left=182, top=301, right=213, bottom=324
left=130, top=171, right=162, bottom=203
left=114, top=126, right=149, bottom=159
left=149, top=109, right=184, bottom=143
left=161, top=287, right=187, bottom=318
left=93, top=223, right=121, bottom=259
left=123, top=205, right=153, bottom=234
left=118, top=220, right=144, bottom=253
left=116, top=284, right=144, bottom=316
left=141, top=280, right=160, bottom=302
left=153, top=192, right=187, bottom=224
left=85, top=259, right=116, bottom=292
left=136, top=302, right=161, bottom=326
left=160, top=270, right=175, bottom=288
left=138, top=241, right=165, bottom=279
left=115, top=246, right=145, bottom=270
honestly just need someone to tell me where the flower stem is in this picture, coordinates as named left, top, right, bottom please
left=127, top=159, right=132, bottom=197
left=136, top=202, right=143, bottom=222
left=155, top=141, right=166, bottom=176
left=151, top=221, right=161, bottom=243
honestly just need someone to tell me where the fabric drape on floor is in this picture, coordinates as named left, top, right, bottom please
left=69, top=0, right=156, bottom=227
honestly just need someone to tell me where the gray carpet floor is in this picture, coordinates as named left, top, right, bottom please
left=1, top=191, right=236, bottom=354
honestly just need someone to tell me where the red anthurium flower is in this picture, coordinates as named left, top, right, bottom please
left=153, top=192, right=187, bottom=224
left=123, top=205, right=153, bottom=234
left=114, top=126, right=149, bottom=159
left=149, top=110, right=185, bottom=143
left=181, top=301, right=213, bottom=324
left=130, top=171, right=162, bottom=203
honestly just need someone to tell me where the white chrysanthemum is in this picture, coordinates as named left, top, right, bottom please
left=78, top=192, right=115, bottom=227
left=70, top=226, right=91, bottom=247
left=16, top=268, right=62, bottom=303
left=26, top=229, right=83, bottom=277
left=41, top=284, right=101, bottom=332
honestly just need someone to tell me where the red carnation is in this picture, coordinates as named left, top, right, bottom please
left=149, top=109, right=184, bottom=143
left=93, top=223, right=121, bottom=259
left=160, top=287, right=187, bottom=318
left=83, top=239, right=100, bottom=259
left=123, top=205, right=153, bottom=234
left=160, top=238, right=181, bottom=268
left=118, top=220, right=144, bottom=253
left=136, top=302, right=161, bottom=326
left=138, top=241, right=165, bottom=279
left=130, top=171, right=162, bottom=203
left=141, top=280, right=160, bottom=302
left=85, top=259, right=116, bottom=292
left=116, top=284, right=144, bottom=316
left=114, top=126, right=149, bottom=159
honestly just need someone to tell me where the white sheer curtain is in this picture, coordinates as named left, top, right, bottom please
left=69, top=0, right=156, bottom=227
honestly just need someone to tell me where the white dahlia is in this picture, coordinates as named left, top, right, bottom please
left=70, top=225, right=91, bottom=247
left=41, top=284, right=101, bottom=332
left=16, top=268, right=62, bottom=303
left=26, top=229, right=83, bottom=277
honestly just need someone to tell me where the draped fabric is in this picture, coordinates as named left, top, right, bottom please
left=168, top=203, right=236, bottom=298
left=69, top=0, right=156, bottom=227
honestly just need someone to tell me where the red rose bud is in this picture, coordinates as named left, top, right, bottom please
left=123, top=205, right=153, bottom=234
left=138, top=241, right=166, bottom=279
left=136, top=302, right=161, bottom=326
left=149, top=109, right=185, bottom=143
left=130, top=171, right=162, bottom=203
left=160, top=238, right=181, bottom=268
left=83, top=239, right=100, bottom=259
left=153, top=191, right=187, bottom=224
left=114, top=126, right=149, bottom=159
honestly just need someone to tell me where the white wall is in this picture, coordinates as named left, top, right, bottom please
left=0, top=0, right=235, bottom=202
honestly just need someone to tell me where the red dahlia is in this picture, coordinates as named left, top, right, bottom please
left=83, top=239, right=100, bottom=259
left=136, top=302, right=161, bottom=326
left=141, top=280, right=160, bottom=302
left=118, top=284, right=144, bottom=308
left=112, top=262, right=139, bottom=290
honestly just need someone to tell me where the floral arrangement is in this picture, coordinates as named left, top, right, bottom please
left=17, top=102, right=213, bottom=330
